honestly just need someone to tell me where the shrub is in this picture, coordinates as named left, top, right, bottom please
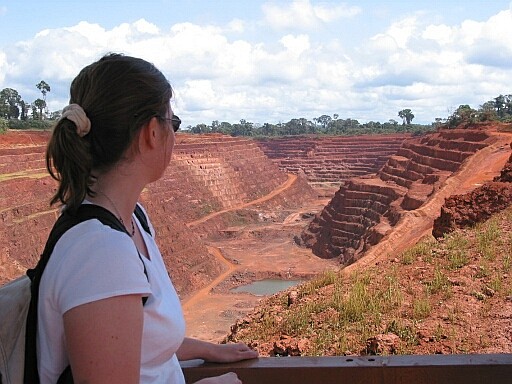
left=7, top=119, right=54, bottom=130
left=0, top=118, right=7, bottom=133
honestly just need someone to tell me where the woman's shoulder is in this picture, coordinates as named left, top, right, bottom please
left=45, top=218, right=150, bottom=313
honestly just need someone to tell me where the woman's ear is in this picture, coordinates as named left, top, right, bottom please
left=138, top=117, right=160, bottom=151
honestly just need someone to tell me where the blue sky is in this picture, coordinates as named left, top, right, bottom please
left=1, top=0, right=512, bottom=126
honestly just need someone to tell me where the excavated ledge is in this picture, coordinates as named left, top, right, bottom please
left=300, top=128, right=499, bottom=262
left=256, top=134, right=409, bottom=186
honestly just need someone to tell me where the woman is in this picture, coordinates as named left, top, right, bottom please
left=41, top=53, right=257, bottom=383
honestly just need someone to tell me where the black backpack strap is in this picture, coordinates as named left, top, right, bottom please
left=134, top=203, right=152, bottom=237
left=24, top=204, right=149, bottom=383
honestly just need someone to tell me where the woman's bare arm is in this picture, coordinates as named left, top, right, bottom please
left=176, top=338, right=258, bottom=363
left=63, top=294, right=144, bottom=384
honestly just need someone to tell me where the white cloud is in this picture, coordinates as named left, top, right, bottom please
left=0, top=51, right=7, bottom=85
left=422, top=24, right=453, bottom=46
left=133, top=19, right=160, bottom=35
left=347, top=6, right=512, bottom=122
left=313, top=2, right=360, bottom=23
left=372, top=16, right=419, bottom=50
left=181, top=79, right=216, bottom=111
left=280, top=34, right=310, bottom=55
left=226, top=19, right=245, bottom=33
left=421, top=8, right=512, bottom=67
left=262, top=0, right=360, bottom=30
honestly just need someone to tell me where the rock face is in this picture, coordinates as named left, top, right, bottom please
left=432, top=144, right=512, bottom=239
left=300, top=129, right=493, bottom=263
left=0, top=132, right=315, bottom=296
left=256, top=134, right=409, bottom=185
left=493, top=143, right=512, bottom=182
left=0, top=132, right=56, bottom=283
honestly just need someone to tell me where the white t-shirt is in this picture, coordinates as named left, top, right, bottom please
left=37, top=205, right=186, bottom=383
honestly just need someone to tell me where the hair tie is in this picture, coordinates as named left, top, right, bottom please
left=61, top=104, right=91, bottom=137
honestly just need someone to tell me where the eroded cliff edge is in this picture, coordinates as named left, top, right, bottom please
left=299, top=126, right=512, bottom=264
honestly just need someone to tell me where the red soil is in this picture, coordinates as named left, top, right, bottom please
left=2, top=125, right=511, bottom=345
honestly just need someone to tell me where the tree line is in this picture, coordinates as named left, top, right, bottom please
left=1, top=85, right=510, bottom=136
left=443, top=94, right=512, bottom=128
left=0, top=81, right=51, bottom=121
left=187, top=114, right=431, bottom=137
left=185, top=95, right=511, bottom=137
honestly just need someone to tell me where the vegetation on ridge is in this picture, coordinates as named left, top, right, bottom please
left=227, top=207, right=512, bottom=356
left=2, top=88, right=511, bottom=135
left=187, top=94, right=512, bottom=137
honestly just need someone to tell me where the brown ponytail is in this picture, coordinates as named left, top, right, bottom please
left=46, top=53, right=173, bottom=212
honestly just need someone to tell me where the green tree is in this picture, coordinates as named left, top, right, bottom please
left=398, top=109, right=414, bottom=125
left=33, top=98, right=46, bottom=120
left=36, top=80, right=51, bottom=101
left=36, top=80, right=51, bottom=118
left=479, top=101, right=498, bottom=121
left=19, top=100, right=29, bottom=120
left=49, top=110, right=62, bottom=120
left=433, top=117, right=444, bottom=129
left=314, top=114, right=332, bottom=130
left=0, top=117, right=7, bottom=132
left=260, top=123, right=275, bottom=136
left=190, top=123, right=209, bottom=134
left=504, top=94, right=512, bottom=117
left=231, top=119, right=253, bottom=136
left=0, top=88, right=22, bottom=119
left=218, top=122, right=233, bottom=135
left=446, top=105, right=477, bottom=127
left=494, top=95, right=505, bottom=118
left=211, top=120, right=220, bottom=133
left=285, top=118, right=310, bottom=135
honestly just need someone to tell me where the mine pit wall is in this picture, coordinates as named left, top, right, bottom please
left=190, top=172, right=317, bottom=237
left=0, top=132, right=304, bottom=298
left=172, top=134, right=288, bottom=213
left=301, top=129, right=493, bottom=263
left=0, top=135, right=57, bottom=285
left=255, top=134, right=410, bottom=189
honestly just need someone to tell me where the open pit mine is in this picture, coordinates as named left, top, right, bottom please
left=1, top=125, right=511, bottom=341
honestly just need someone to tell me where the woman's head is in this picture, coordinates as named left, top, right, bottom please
left=46, top=53, right=173, bottom=211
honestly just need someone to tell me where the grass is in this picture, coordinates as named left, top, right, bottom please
left=443, top=232, right=470, bottom=269
left=426, top=264, right=451, bottom=296
left=504, top=254, right=512, bottom=272
left=228, top=207, right=512, bottom=356
left=400, top=240, right=434, bottom=265
left=476, top=219, right=501, bottom=261
left=385, top=319, right=418, bottom=349
left=382, top=269, right=403, bottom=309
left=298, top=269, right=337, bottom=297
left=412, top=295, right=432, bottom=319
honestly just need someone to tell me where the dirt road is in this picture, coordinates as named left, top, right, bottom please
left=182, top=173, right=336, bottom=342
left=186, top=174, right=298, bottom=228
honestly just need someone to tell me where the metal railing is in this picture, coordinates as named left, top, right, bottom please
left=181, top=354, right=512, bottom=384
